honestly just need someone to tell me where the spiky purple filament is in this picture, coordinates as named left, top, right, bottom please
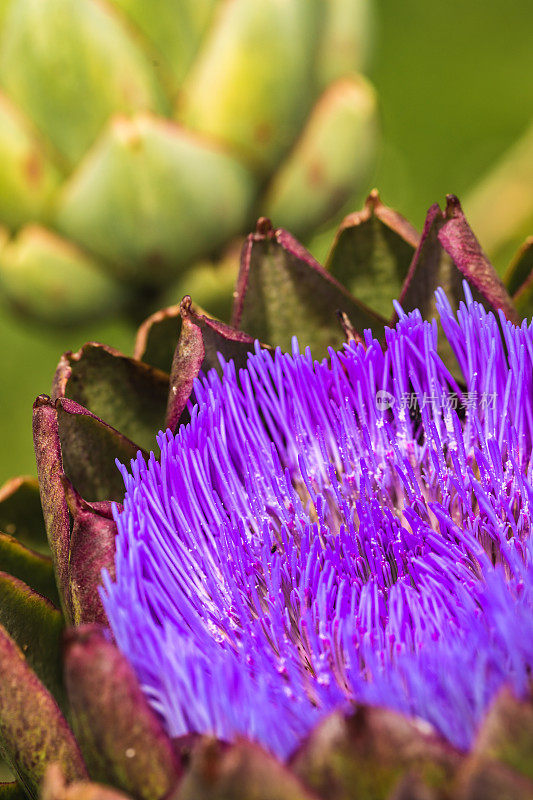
left=102, top=288, right=533, bottom=759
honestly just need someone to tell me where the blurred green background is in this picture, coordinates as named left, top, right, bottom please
left=1, top=0, right=532, bottom=483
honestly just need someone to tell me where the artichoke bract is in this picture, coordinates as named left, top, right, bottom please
left=1, top=195, right=533, bottom=800
left=0, top=0, right=377, bottom=325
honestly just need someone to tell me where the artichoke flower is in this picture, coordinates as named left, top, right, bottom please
left=2, top=194, right=533, bottom=800
left=0, top=0, right=377, bottom=326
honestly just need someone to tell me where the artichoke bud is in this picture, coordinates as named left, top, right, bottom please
left=175, top=739, right=317, bottom=800
left=0, top=0, right=378, bottom=326
left=0, top=624, right=87, bottom=797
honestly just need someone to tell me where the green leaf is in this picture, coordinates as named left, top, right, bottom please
left=56, top=398, right=146, bottom=503
left=134, top=304, right=182, bottom=373
left=64, top=626, right=180, bottom=800
left=232, top=218, right=386, bottom=355
left=176, top=739, right=317, bottom=800
left=0, top=572, right=65, bottom=712
left=326, top=190, right=419, bottom=317
left=0, top=0, right=166, bottom=167
left=0, top=226, right=127, bottom=326
left=0, top=477, right=47, bottom=555
left=514, top=276, right=533, bottom=320
left=0, top=624, right=86, bottom=800
left=53, top=343, right=169, bottom=453
left=262, top=77, right=378, bottom=239
left=0, top=534, right=59, bottom=606
left=56, top=115, right=256, bottom=285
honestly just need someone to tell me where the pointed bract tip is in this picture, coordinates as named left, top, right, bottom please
left=255, top=217, right=273, bottom=236
left=33, top=393, right=53, bottom=410
left=365, top=188, right=381, bottom=209
left=180, top=296, right=193, bottom=317
left=445, top=194, right=462, bottom=216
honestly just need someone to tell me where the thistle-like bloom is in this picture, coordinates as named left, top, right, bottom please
left=102, top=288, right=533, bottom=760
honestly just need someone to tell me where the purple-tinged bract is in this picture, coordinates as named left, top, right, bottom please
left=102, top=286, right=533, bottom=760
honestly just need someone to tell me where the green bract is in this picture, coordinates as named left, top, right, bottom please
left=0, top=0, right=377, bottom=326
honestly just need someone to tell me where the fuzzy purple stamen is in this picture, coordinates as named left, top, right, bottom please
left=102, top=287, right=533, bottom=759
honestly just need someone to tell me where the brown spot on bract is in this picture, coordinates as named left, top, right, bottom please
left=308, top=160, right=325, bottom=187
left=254, top=122, right=273, bottom=144
left=25, top=151, right=43, bottom=186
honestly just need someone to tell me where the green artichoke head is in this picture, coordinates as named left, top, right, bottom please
left=0, top=0, right=378, bottom=326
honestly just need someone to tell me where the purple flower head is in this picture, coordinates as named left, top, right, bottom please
left=102, top=286, right=533, bottom=760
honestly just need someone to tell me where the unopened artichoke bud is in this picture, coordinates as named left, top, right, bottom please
left=0, top=0, right=378, bottom=326
left=263, top=76, right=378, bottom=238
left=56, top=115, right=256, bottom=286
left=0, top=226, right=126, bottom=325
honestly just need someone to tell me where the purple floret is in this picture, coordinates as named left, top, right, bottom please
left=102, top=287, right=533, bottom=759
